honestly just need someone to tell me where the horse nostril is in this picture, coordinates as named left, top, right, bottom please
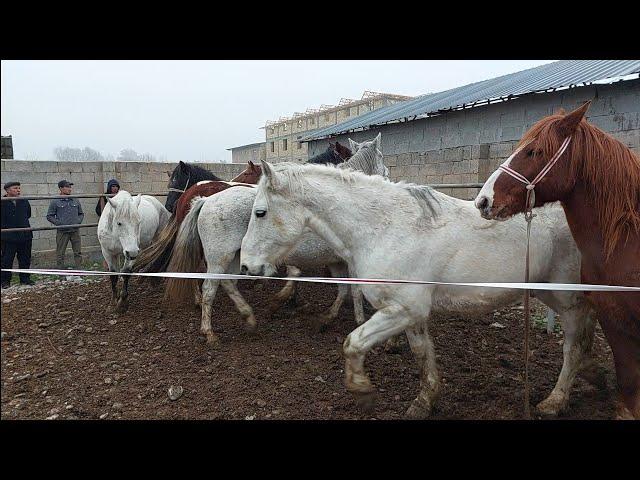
left=477, top=196, right=489, bottom=211
left=240, top=264, right=248, bottom=274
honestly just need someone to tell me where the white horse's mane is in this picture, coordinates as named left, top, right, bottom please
left=263, top=162, right=442, bottom=219
left=109, top=190, right=141, bottom=221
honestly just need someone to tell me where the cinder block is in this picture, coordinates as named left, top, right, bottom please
left=444, top=148, right=463, bottom=163
left=82, top=163, right=102, bottom=173
left=58, top=162, right=84, bottom=173
left=7, top=161, right=34, bottom=172
left=436, top=162, right=452, bottom=175
left=384, top=155, right=398, bottom=167
left=32, top=161, right=60, bottom=173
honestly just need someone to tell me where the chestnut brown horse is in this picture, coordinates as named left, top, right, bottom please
left=133, top=161, right=262, bottom=275
left=476, top=102, right=640, bottom=419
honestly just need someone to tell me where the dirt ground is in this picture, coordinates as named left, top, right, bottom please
left=1, top=273, right=617, bottom=420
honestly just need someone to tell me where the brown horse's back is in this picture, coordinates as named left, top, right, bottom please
left=175, top=182, right=234, bottom=223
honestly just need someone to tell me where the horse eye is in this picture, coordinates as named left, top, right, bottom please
left=526, top=149, right=534, bottom=157
left=255, top=210, right=266, bottom=218
left=117, top=222, right=122, bottom=226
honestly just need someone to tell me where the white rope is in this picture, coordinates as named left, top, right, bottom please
left=3, top=268, right=639, bottom=292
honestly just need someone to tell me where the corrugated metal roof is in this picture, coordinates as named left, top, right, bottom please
left=301, top=60, right=640, bottom=141
left=226, top=141, right=266, bottom=151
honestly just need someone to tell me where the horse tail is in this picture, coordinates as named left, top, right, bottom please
left=164, top=197, right=206, bottom=304
left=132, top=215, right=179, bottom=275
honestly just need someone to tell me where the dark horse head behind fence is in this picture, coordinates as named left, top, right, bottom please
left=307, top=141, right=353, bottom=164
left=165, top=161, right=222, bottom=213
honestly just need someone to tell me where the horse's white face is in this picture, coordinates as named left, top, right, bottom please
left=240, top=165, right=307, bottom=277
left=347, top=133, right=389, bottom=178
left=109, top=194, right=143, bottom=260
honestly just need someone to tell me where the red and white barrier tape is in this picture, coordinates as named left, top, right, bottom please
left=2, top=268, right=639, bottom=292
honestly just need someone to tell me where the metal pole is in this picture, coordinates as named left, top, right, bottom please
left=1, top=192, right=168, bottom=201
left=2, top=223, right=99, bottom=233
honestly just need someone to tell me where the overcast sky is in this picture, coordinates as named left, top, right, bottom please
left=1, top=60, right=554, bottom=163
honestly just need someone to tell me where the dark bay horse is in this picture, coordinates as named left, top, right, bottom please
left=475, top=102, right=640, bottom=419
left=165, top=161, right=223, bottom=214
left=307, top=141, right=352, bottom=165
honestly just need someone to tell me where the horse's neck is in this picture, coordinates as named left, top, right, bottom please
left=560, top=181, right=608, bottom=270
left=341, top=149, right=379, bottom=175
left=297, top=178, right=400, bottom=260
left=193, top=168, right=219, bottom=183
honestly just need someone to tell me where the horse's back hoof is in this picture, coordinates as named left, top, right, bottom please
left=244, top=317, right=258, bottom=334
left=405, top=401, right=432, bottom=420
left=535, top=396, right=564, bottom=418
left=206, top=334, right=222, bottom=349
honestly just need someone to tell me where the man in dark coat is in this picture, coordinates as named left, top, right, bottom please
left=95, top=179, right=120, bottom=216
left=1, top=181, right=34, bottom=288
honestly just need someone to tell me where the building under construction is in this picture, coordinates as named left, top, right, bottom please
left=260, top=91, right=412, bottom=163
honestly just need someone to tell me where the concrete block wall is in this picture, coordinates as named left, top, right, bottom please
left=1, top=160, right=246, bottom=266
left=306, top=79, right=640, bottom=201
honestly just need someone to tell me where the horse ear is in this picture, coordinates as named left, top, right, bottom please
left=248, top=160, right=256, bottom=170
left=167, top=171, right=172, bottom=178
left=374, top=133, right=382, bottom=150
left=260, top=160, right=279, bottom=189
left=179, top=161, right=188, bottom=173
left=556, top=101, right=591, bottom=136
left=107, top=197, right=117, bottom=209
left=135, top=194, right=142, bottom=208
left=348, top=138, right=358, bottom=151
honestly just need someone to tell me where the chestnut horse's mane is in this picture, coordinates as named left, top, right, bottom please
left=519, top=111, right=640, bottom=258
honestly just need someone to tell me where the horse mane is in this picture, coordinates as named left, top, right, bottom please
left=184, top=163, right=222, bottom=182
left=267, top=162, right=440, bottom=218
left=519, top=112, right=640, bottom=258
left=339, top=142, right=388, bottom=177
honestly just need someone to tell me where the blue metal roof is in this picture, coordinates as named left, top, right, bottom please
left=301, top=60, right=640, bottom=141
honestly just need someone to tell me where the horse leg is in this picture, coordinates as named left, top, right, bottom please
left=404, top=321, right=441, bottom=419
left=102, top=250, right=120, bottom=306
left=116, top=273, right=131, bottom=314
left=268, top=266, right=302, bottom=314
left=343, top=303, right=416, bottom=412
left=220, top=280, right=257, bottom=333
left=194, top=280, right=203, bottom=309
left=535, top=294, right=596, bottom=416
left=310, top=263, right=349, bottom=332
left=200, top=278, right=222, bottom=347
left=598, top=315, right=640, bottom=419
left=351, top=285, right=366, bottom=326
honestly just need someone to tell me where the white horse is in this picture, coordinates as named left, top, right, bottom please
left=98, top=190, right=170, bottom=312
left=165, top=135, right=388, bottom=347
left=240, top=161, right=597, bottom=418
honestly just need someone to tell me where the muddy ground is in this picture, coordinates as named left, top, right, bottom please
left=1, top=273, right=617, bottom=420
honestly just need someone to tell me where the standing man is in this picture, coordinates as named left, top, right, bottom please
left=1, top=181, right=34, bottom=288
left=46, top=180, right=84, bottom=269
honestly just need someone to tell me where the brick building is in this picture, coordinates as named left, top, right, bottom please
left=302, top=60, right=640, bottom=200
left=228, top=142, right=266, bottom=164
left=263, top=91, right=412, bottom=163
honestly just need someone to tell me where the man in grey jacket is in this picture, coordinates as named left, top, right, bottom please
left=47, top=180, right=84, bottom=269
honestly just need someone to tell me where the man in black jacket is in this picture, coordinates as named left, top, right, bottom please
left=1, top=181, right=34, bottom=288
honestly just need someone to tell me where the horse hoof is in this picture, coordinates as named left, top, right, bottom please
left=244, top=318, right=258, bottom=334
left=352, top=390, right=377, bottom=412
left=405, top=399, right=432, bottom=420
left=536, top=396, right=565, bottom=417
left=206, top=334, right=221, bottom=349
